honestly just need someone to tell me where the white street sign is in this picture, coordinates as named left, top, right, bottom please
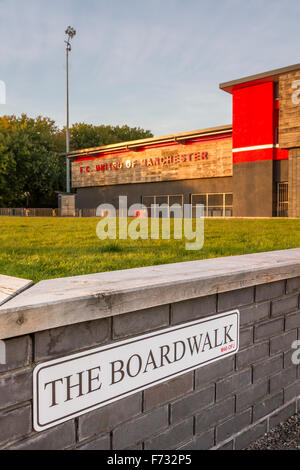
left=33, top=310, right=239, bottom=432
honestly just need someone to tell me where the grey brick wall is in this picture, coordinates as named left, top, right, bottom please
left=1, top=278, right=300, bottom=450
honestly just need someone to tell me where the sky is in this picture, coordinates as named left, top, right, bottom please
left=0, top=0, right=300, bottom=137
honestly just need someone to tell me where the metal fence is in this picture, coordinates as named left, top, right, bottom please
left=0, top=208, right=56, bottom=217
left=277, top=182, right=289, bottom=217
left=0, top=208, right=101, bottom=217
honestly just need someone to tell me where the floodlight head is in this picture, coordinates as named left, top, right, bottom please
left=65, top=26, right=76, bottom=40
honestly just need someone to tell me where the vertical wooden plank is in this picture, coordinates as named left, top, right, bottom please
left=279, top=71, right=300, bottom=148
left=288, top=148, right=300, bottom=217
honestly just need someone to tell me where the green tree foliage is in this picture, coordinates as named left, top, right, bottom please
left=69, top=123, right=153, bottom=151
left=0, top=115, right=65, bottom=208
left=0, top=116, right=153, bottom=208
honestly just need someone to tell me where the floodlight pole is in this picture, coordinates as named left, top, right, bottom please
left=66, top=42, right=70, bottom=193
left=65, top=26, right=76, bottom=194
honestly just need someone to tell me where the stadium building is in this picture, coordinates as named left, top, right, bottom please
left=63, top=63, right=300, bottom=218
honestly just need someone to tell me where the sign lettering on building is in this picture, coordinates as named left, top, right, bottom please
left=79, top=151, right=209, bottom=175
left=33, top=310, right=239, bottom=432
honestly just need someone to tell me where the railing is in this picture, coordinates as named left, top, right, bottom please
left=0, top=208, right=99, bottom=217
left=0, top=208, right=56, bottom=217
left=277, top=182, right=289, bottom=217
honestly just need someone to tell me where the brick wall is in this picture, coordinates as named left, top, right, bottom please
left=1, top=277, right=300, bottom=450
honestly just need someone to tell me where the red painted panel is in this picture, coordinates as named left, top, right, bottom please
left=274, top=148, right=289, bottom=160
left=233, top=148, right=274, bottom=164
left=233, top=82, right=275, bottom=149
left=233, top=147, right=289, bottom=163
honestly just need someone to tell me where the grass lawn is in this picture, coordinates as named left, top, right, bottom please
left=0, top=217, right=300, bottom=283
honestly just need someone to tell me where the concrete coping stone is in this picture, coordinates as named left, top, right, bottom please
left=0, top=248, right=300, bottom=339
left=0, top=275, right=33, bottom=308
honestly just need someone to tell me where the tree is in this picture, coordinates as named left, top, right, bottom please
left=69, top=123, right=153, bottom=151
left=0, top=115, right=65, bottom=208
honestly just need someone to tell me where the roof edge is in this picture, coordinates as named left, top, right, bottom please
left=220, top=63, right=300, bottom=93
left=62, top=124, right=232, bottom=159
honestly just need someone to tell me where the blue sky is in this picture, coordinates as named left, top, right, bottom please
left=0, top=0, right=300, bottom=136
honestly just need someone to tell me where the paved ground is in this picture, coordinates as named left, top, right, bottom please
left=247, top=414, right=300, bottom=450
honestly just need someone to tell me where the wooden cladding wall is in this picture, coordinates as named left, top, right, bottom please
left=279, top=71, right=300, bottom=149
left=288, top=148, right=300, bottom=218
left=71, top=138, right=233, bottom=188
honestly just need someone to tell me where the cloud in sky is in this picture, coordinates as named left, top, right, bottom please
left=0, top=0, right=300, bottom=136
